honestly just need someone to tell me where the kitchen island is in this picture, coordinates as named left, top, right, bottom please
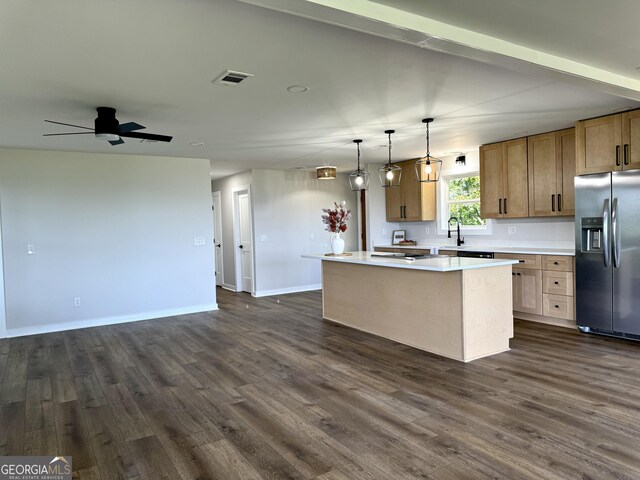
left=303, top=252, right=519, bottom=362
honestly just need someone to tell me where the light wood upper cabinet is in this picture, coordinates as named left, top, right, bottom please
left=528, top=128, right=576, bottom=217
left=622, top=110, right=640, bottom=170
left=480, top=138, right=528, bottom=219
left=557, top=128, right=576, bottom=215
left=385, top=159, right=436, bottom=222
left=574, top=111, right=640, bottom=175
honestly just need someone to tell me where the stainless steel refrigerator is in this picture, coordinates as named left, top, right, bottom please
left=575, top=170, right=640, bottom=338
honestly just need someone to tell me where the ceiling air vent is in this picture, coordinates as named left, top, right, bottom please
left=212, top=70, right=254, bottom=87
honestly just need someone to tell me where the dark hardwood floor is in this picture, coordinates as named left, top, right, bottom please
left=1, top=288, right=640, bottom=479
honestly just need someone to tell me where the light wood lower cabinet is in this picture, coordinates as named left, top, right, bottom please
left=497, top=252, right=575, bottom=327
left=512, top=268, right=542, bottom=315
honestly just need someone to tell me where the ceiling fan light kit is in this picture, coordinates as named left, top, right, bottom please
left=44, top=107, right=173, bottom=146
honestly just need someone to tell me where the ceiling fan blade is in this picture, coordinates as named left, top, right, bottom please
left=109, top=138, right=125, bottom=146
left=44, top=120, right=93, bottom=130
left=120, top=131, right=173, bottom=142
left=43, top=132, right=95, bottom=136
left=118, top=122, right=145, bottom=134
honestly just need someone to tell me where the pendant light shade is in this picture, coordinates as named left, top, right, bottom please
left=415, top=118, right=443, bottom=183
left=378, top=130, right=401, bottom=188
left=348, top=139, right=369, bottom=191
left=316, top=166, right=337, bottom=180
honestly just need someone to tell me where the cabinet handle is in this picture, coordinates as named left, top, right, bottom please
left=400, top=206, right=403, bottom=219
left=517, top=272, right=521, bottom=276
left=554, top=281, right=559, bottom=285
left=499, top=198, right=502, bottom=214
left=553, top=261, right=559, bottom=265
left=551, top=194, right=555, bottom=212
left=504, top=198, right=508, bottom=214
left=624, top=144, right=630, bottom=165
left=616, top=145, right=621, bottom=166
left=403, top=206, right=406, bottom=218
left=555, top=305, right=559, bottom=308
left=519, top=260, right=525, bottom=263
left=558, top=193, right=562, bottom=212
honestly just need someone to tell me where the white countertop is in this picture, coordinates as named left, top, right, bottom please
left=303, top=252, right=519, bottom=272
left=375, top=244, right=575, bottom=256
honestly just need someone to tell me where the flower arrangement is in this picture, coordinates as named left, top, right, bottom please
left=321, top=201, right=352, bottom=234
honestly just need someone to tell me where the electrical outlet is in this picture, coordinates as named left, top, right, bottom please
left=309, top=233, right=315, bottom=241
left=73, top=297, right=81, bottom=307
left=382, top=228, right=387, bottom=235
left=194, top=237, right=206, bottom=246
left=508, top=226, right=517, bottom=235
left=425, top=227, right=430, bottom=235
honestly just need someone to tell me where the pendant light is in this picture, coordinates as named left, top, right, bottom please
left=415, top=118, right=443, bottom=183
left=348, top=139, right=369, bottom=191
left=316, top=166, right=337, bottom=180
left=378, top=130, right=401, bottom=188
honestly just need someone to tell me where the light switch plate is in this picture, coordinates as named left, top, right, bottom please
left=508, top=226, right=517, bottom=235
left=194, top=237, right=206, bottom=246
left=27, top=244, right=35, bottom=255
left=260, top=235, right=268, bottom=242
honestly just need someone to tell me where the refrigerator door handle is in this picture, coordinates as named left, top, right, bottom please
left=612, top=197, right=621, bottom=268
left=603, top=198, right=611, bottom=268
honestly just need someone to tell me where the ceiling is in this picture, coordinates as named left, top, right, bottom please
left=0, top=0, right=638, bottom=179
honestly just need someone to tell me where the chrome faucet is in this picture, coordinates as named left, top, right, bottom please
left=448, top=216, right=465, bottom=247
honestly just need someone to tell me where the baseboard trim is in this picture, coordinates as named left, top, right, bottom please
left=6, top=303, right=219, bottom=338
left=222, top=283, right=237, bottom=292
left=252, top=284, right=322, bottom=298
left=515, top=312, right=576, bottom=329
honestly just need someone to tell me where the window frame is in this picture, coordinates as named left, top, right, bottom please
left=437, top=171, right=492, bottom=236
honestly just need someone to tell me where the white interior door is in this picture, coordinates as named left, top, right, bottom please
left=238, top=192, right=253, bottom=293
left=212, top=192, right=223, bottom=287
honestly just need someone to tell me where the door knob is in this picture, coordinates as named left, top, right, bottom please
left=216, top=244, right=221, bottom=248
left=239, top=245, right=244, bottom=249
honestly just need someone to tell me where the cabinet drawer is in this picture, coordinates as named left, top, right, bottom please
left=543, top=294, right=574, bottom=320
left=495, top=253, right=541, bottom=269
left=543, top=271, right=574, bottom=295
left=543, top=255, right=574, bottom=272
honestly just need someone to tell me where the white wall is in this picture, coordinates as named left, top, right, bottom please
left=251, top=170, right=358, bottom=296
left=0, top=198, right=5, bottom=338
left=0, top=149, right=216, bottom=337
left=366, top=151, right=575, bottom=250
left=211, top=170, right=253, bottom=290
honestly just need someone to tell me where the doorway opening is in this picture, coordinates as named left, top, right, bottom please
left=212, top=191, right=224, bottom=287
left=232, top=186, right=254, bottom=294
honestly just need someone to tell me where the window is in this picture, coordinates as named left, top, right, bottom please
left=440, top=173, right=488, bottom=233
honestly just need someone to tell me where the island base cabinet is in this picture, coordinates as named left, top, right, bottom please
left=321, top=261, right=513, bottom=362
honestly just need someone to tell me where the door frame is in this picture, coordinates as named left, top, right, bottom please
left=0, top=200, right=6, bottom=339
left=212, top=191, right=224, bottom=287
left=232, top=185, right=255, bottom=294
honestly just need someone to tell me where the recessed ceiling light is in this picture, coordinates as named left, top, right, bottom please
left=287, top=85, right=310, bottom=94
left=190, top=142, right=205, bottom=147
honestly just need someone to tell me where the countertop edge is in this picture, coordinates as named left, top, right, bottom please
left=374, top=244, right=575, bottom=256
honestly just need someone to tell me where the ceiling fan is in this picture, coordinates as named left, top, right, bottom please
left=44, top=107, right=173, bottom=146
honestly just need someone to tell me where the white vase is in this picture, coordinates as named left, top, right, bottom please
left=331, top=232, right=345, bottom=255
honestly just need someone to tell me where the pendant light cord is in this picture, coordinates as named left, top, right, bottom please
left=357, top=142, right=361, bottom=170
left=387, top=131, right=392, bottom=166
left=425, top=121, right=430, bottom=158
